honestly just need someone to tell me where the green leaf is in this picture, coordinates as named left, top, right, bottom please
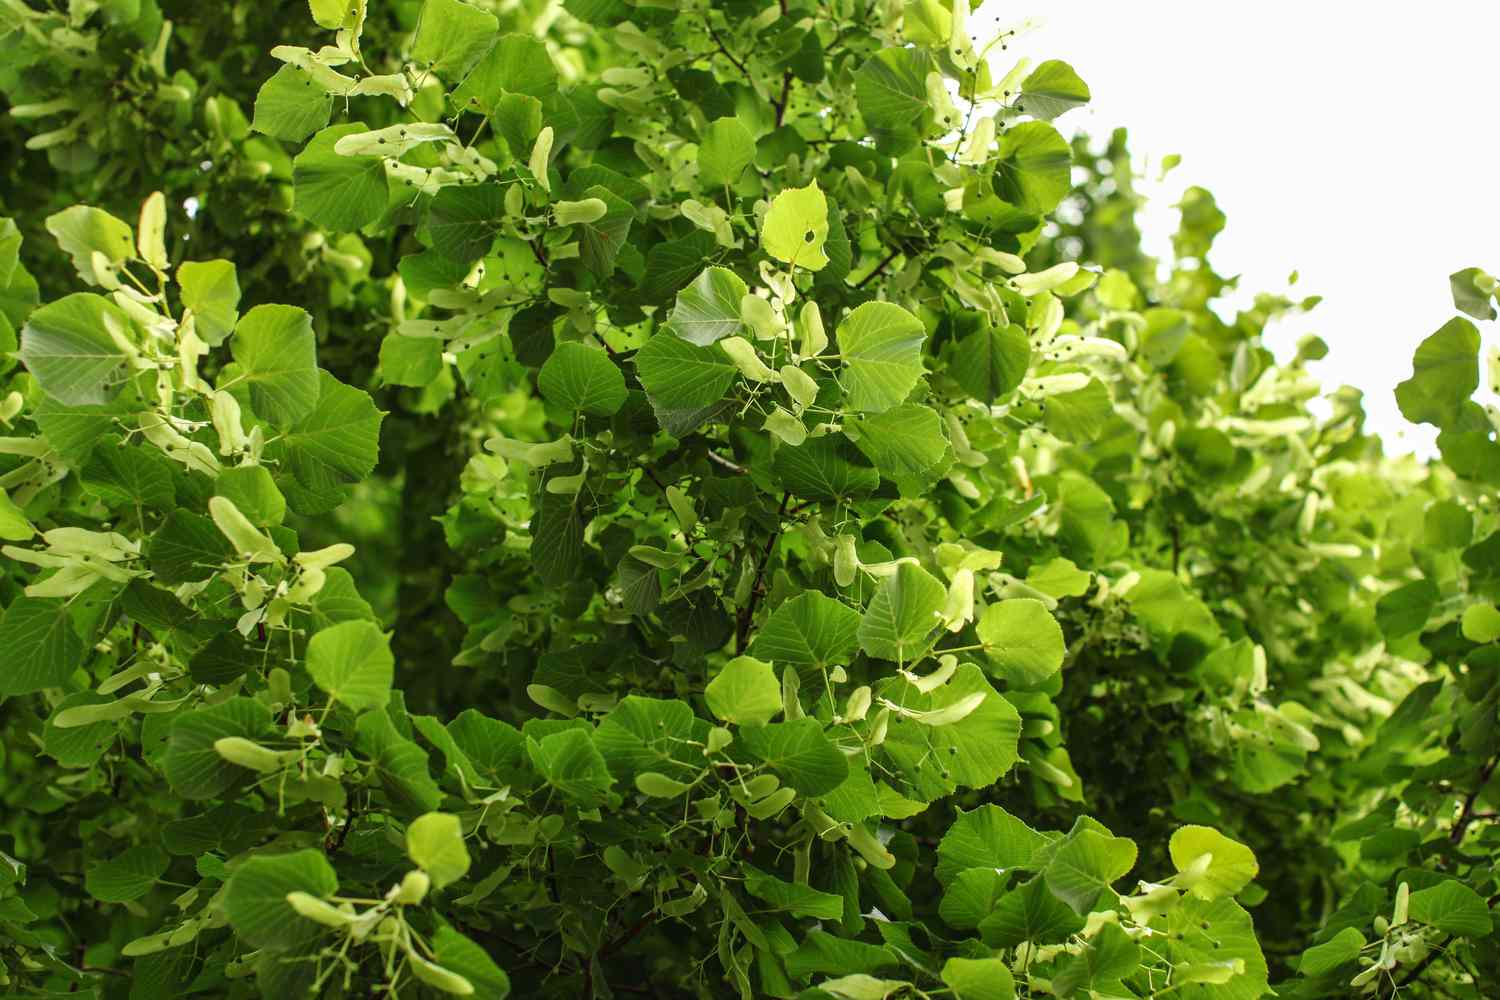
left=0, top=490, right=29, bottom=541
left=215, top=465, right=286, bottom=527
left=1162, top=897, right=1269, bottom=1000
left=936, top=803, right=1044, bottom=881
left=357, top=709, right=444, bottom=817
left=1018, top=60, right=1091, bottom=121
left=940, top=957, right=1015, bottom=1000
left=738, top=718, right=848, bottom=795
left=1450, top=267, right=1497, bottom=320
left=85, top=845, right=168, bottom=903
left=308, top=0, right=348, bottom=28
left=44, top=206, right=134, bottom=286
left=705, top=655, right=782, bottom=727
left=526, top=728, right=614, bottom=806
left=1169, top=825, right=1259, bottom=901
left=18, top=293, right=133, bottom=405
left=938, top=868, right=1007, bottom=930
left=878, top=664, right=1020, bottom=798
left=230, top=304, right=320, bottom=427
left=406, top=812, right=471, bottom=889
left=293, top=123, right=390, bottom=232
left=903, top=0, right=951, bottom=45
left=641, top=230, right=719, bottom=301
left=412, top=0, right=498, bottom=79
left=979, top=875, right=1083, bottom=948
left=594, top=696, right=700, bottom=779
left=743, top=866, right=843, bottom=920
left=977, top=598, right=1066, bottom=687
left=149, top=509, right=232, bottom=584
left=761, top=181, right=830, bottom=271
left=858, top=562, right=946, bottom=663
left=163, top=697, right=273, bottom=799
left=80, top=443, right=174, bottom=512
left=853, top=48, right=934, bottom=152
left=223, top=849, right=338, bottom=950
left=1297, top=927, right=1364, bottom=977
left=453, top=33, right=557, bottom=112
left=773, top=435, right=880, bottom=501
left=699, top=117, right=756, bottom=189
left=306, top=620, right=394, bottom=712
left=1376, top=579, right=1439, bottom=639
left=0, top=597, right=84, bottom=696
left=1396, top=317, right=1481, bottom=428
left=635, top=330, right=737, bottom=416
left=1043, top=377, right=1113, bottom=442
left=380, top=332, right=445, bottom=387
left=538, top=342, right=626, bottom=416
left=428, top=183, right=506, bottom=263
left=996, top=121, right=1073, bottom=214
left=1043, top=826, right=1137, bottom=914
left=251, top=64, right=333, bottom=143
left=666, top=266, right=747, bottom=346
left=44, top=691, right=116, bottom=767
left=1462, top=603, right=1500, bottom=644
left=432, top=926, right=511, bottom=999
left=282, top=372, right=385, bottom=490
left=837, top=301, right=927, bottom=413
left=1408, top=880, right=1493, bottom=937
left=576, top=185, right=633, bottom=278
left=177, top=259, right=241, bottom=346
left=1050, top=922, right=1140, bottom=996
left=750, top=591, right=862, bottom=673
left=952, top=324, right=1029, bottom=403
left=846, top=403, right=952, bottom=489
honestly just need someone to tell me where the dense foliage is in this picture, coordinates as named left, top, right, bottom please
left=2, top=1, right=1499, bottom=997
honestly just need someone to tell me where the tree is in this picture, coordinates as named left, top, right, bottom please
left=1, top=1, right=1498, bottom=997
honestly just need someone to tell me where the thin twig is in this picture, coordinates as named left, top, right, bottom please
left=773, top=70, right=792, bottom=127
left=704, top=21, right=751, bottom=80
left=854, top=247, right=902, bottom=289
left=735, top=493, right=790, bottom=653
left=1450, top=753, right=1500, bottom=844
left=706, top=450, right=747, bottom=475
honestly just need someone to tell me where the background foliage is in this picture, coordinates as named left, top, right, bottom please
left=2, top=1, right=1499, bottom=998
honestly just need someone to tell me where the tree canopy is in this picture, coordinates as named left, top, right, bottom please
left=1, top=1, right=1498, bottom=998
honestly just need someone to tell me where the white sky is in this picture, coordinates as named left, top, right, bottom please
left=998, top=2, right=1499, bottom=452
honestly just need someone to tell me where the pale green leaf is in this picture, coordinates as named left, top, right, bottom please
left=705, top=655, right=782, bottom=727
left=306, top=620, right=394, bottom=712
left=977, top=598, right=1066, bottom=687
left=699, top=117, right=755, bottom=189
left=667, top=266, right=747, bottom=346
left=18, top=293, right=133, bottom=406
left=406, top=812, right=471, bottom=889
left=858, top=562, right=946, bottom=663
left=293, top=123, right=390, bottom=232
left=230, top=304, right=320, bottom=427
left=836, top=301, right=927, bottom=413
left=762, top=181, right=830, bottom=271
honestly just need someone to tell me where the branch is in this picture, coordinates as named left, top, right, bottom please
left=703, top=20, right=750, bottom=81
left=854, top=247, right=902, bottom=289
left=773, top=70, right=793, bottom=127
left=706, top=450, right=747, bottom=475
left=735, top=493, right=790, bottom=653
left=1450, top=752, right=1500, bottom=844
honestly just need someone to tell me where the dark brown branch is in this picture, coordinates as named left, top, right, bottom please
left=704, top=21, right=751, bottom=80
left=854, top=247, right=902, bottom=289
left=1450, top=753, right=1500, bottom=844
left=735, top=493, right=790, bottom=653
left=773, top=71, right=793, bottom=127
